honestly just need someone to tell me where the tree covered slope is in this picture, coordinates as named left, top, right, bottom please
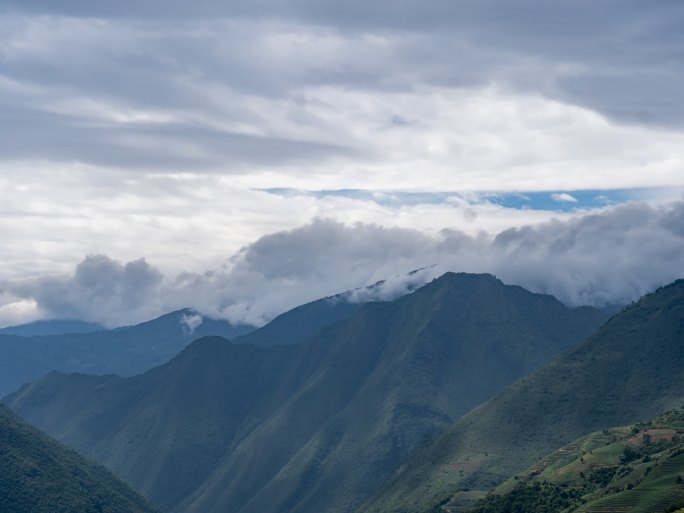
left=0, top=403, right=158, bottom=513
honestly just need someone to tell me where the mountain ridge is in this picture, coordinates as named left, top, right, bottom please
left=0, top=319, right=105, bottom=336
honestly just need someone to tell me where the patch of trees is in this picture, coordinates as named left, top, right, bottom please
left=468, top=482, right=582, bottom=513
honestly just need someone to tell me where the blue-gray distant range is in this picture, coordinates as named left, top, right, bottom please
left=0, top=286, right=373, bottom=396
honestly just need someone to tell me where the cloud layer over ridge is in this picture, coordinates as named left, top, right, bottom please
left=1, top=201, right=683, bottom=328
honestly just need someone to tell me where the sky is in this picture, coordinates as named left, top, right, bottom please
left=1, top=0, right=684, bottom=327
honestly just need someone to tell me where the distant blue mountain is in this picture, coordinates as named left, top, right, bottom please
left=0, top=319, right=105, bottom=337
left=0, top=309, right=253, bottom=396
left=0, top=271, right=430, bottom=396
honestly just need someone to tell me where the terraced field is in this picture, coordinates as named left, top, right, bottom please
left=468, top=409, right=684, bottom=513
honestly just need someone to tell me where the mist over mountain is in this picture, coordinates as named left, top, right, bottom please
left=3, top=202, right=684, bottom=330
left=234, top=270, right=429, bottom=347
left=360, top=277, right=684, bottom=513
left=5, top=273, right=606, bottom=513
left=0, top=403, right=158, bottom=513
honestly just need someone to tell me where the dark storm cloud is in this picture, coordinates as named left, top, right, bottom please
left=0, top=104, right=354, bottom=170
left=5, top=202, right=684, bottom=327
left=0, top=15, right=360, bottom=170
left=1, top=0, right=683, bottom=173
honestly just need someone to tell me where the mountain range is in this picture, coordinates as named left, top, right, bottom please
left=0, top=319, right=105, bottom=336
left=0, top=282, right=388, bottom=397
left=0, top=309, right=253, bottom=396
left=4, top=273, right=606, bottom=513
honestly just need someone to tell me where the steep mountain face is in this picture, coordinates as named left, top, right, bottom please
left=0, top=403, right=158, bottom=513
left=0, top=309, right=253, bottom=396
left=359, top=279, right=684, bottom=513
left=5, top=273, right=607, bottom=513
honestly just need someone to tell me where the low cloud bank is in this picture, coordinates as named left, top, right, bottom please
left=2, top=201, right=683, bottom=327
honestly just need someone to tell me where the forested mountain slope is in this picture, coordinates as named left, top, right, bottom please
left=0, top=404, right=158, bottom=513
left=359, top=279, right=684, bottom=513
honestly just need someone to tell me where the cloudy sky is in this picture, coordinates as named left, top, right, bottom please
left=1, top=0, right=683, bottom=327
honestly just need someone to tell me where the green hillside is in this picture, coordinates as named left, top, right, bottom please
left=359, top=279, right=684, bottom=513
left=0, top=403, right=158, bottom=513
left=469, top=408, right=684, bottom=513
left=4, top=273, right=606, bottom=513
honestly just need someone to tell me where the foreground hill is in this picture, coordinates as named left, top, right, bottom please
left=0, top=309, right=253, bottom=396
left=470, top=408, right=684, bottom=513
left=0, top=404, right=158, bottom=513
left=5, top=273, right=606, bottom=513
left=359, top=279, right=684, bottom=513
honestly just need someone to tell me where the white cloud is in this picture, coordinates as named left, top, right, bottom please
left=1, top=14, right=684, bottom=189
left=0, top=296, right=41, bottom=327
left=0, top=163, right=591, bottom=283
left=551, top=193, right=578, bottom=203
left=180, top=311, right=203, bottom=334
left=0, top=3, right=683, bottom=328
left=3, top=201, right=684, bottom=328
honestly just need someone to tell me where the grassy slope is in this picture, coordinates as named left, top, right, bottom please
left=359, top=279, right=684, bottom=513
left=0, top=404, right=158, bottom=513
left=5, top=273, right=606, bottom=513
left=469, top=408, right=684, bottom=513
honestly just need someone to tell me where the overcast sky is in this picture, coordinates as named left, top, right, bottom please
left=1, top=0, right=683, bottom=327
